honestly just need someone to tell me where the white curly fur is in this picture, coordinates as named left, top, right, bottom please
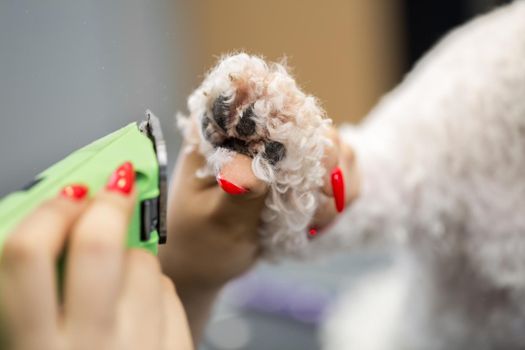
left=317, top=2, right=525, bottom=349
left=178, top=53, right=331, bottom=257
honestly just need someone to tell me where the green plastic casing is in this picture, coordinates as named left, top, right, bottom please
left=0, top=122, right=161, bottom=257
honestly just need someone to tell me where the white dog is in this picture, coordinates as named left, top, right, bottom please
left=180, top=1, right=525, bottom=348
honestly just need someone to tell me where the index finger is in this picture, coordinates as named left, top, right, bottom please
left=320, top=127, right=342, bottom=197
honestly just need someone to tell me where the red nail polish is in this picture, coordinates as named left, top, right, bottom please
left=60, top=184, right=89, bottom=201
left=331, top=167, right=345, bottom=213
left=217, top=176, right=248, bottom=195
left=106, top=162, right=135, bottom=195
left=307, top=228, right=318, bottom=240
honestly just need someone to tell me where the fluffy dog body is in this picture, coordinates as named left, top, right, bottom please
left=321, top=2, right=525, bottom=349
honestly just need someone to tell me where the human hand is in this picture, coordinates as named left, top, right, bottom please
left=160, top=126, right=359, bottom=340
left=0, top=162, right=192, bottom=350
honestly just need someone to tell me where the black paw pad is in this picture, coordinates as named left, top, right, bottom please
left=263, top=141, right=286, bottom=165
left=212, top=95, right=230, bottom=131
left=222, top=138, right=251, bottom=157
left=202, top=113, right=226, bottom=146
left=235, top=105, right=257, bottom=137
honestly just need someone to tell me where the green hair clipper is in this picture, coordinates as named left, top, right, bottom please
left=0, top=110, right=168, bottom=256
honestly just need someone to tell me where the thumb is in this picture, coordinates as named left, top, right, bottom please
left=217, top=153, right=268, bottom=200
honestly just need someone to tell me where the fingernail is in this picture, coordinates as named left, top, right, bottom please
left=106, top=162, right=135, bottom=195
left=217, top=175, right=248, bottom=195
left=60, top=184, right=89, bottom=201
left=307, top=227, right=319, bottom=240
left=331, top=167, right=345, bottom=213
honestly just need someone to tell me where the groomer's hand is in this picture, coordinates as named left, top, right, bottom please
left=0, top=162, right=192, bottom=350
left=161, top=126, right=359, bottom=342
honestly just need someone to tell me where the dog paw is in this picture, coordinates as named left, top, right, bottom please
left=183, top=53, right=332, bottom=257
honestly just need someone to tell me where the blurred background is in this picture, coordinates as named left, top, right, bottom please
left=0, top=0, right=512, bottom=349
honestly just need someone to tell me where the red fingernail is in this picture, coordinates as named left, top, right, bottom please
left=307, top=228, right=319, bottom=240
left=60, top=184, right=89, bottom=201
left=331, top=167, right=345, bottom=213
left=106, top=162, right=135, bottom=195
left=217, top=176, right=248, bottom=195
